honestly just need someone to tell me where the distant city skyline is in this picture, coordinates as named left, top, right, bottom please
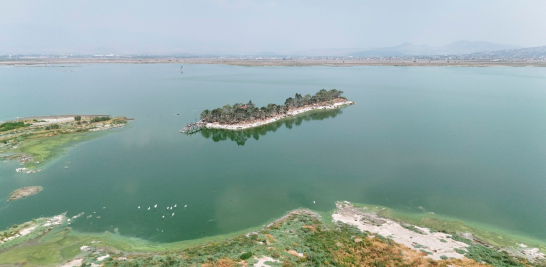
left=1, top=0, right=545, bottom=55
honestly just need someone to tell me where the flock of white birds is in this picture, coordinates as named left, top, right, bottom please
left=137, top=203, right=188, bottom=218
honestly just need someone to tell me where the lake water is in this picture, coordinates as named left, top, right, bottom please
left=1, top=64, right=545, bottom=243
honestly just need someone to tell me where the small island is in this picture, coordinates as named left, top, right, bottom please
left=181, top=89, right=354, bottom=133
left=8, top=186, right=43, bottom=201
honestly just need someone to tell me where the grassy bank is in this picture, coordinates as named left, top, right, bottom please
left=0, top=203, right=544, bottom=266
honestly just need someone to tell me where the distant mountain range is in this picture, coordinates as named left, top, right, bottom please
left=348, top=41, right=521, bottom=57
left=0, top=26, right=542, bottom=60
left=461, top=45, right=546, bottom=59
left=257, top=43, right=546, bottom=60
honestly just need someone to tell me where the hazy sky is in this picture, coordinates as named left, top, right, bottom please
left=1, top=0, right=545, bottom=54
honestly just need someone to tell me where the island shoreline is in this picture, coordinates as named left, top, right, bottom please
left=201, top=99, right=354, bottom=131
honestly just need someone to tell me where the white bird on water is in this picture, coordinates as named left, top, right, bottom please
left=148, top=207, right=150, bottom=210
left=174, top=204, right=177, bottom=208
left=184, top=205, right=187, bottom=208
left=162, top=215, right=165, bottom=218
left=154, top=204, right=157, bottom=208
left=172, top=213, right=175, bottom=217
left=313, top=201, right=316, bottom=204
left=138, top=206, right=140, bottom=209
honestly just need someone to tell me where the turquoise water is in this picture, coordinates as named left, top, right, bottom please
left=1, top=64, right=545, bottom=243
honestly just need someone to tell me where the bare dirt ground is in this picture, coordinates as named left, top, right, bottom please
left=332, top=201, right=470, bottom=260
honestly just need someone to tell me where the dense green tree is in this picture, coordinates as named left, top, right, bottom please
left=90, top=116, right=111, bottom=123
left=295, top=93, right=303, bottom=107
left=199, top=89, right=346, bottom=125
left=285, top=97, right=296, bottom=109
left=0, top=121, right=30, bottom=132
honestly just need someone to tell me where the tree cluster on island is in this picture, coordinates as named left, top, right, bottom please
left=0, top=121, right=31, bottom=132
left=199, top=89, right=346, bottom=124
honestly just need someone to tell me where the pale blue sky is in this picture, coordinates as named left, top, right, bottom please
left=1, top=0, right=545, bottom=54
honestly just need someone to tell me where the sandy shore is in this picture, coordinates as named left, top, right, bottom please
left=1, top=58, right=545, bottom=67
left=332, top=201, right=546, bottom=263
left=17, top=115, right=110, bottom=126
left=0, top=213, right=64, bottom=245
left=203, top=100, right=354, bottom=131
left=333, top=201, right=470, bottom=260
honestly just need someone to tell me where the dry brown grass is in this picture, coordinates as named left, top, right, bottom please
left=331, top=236, right=489, bottom=267
left=301, top=225, right=317, bottom=232
left=201, top=258, right=239, bottom=267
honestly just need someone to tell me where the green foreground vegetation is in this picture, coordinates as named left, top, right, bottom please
left=1, top=203, right=544, bottom=267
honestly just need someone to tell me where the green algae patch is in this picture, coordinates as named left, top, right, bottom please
left=0, top=214, right=65, bottom=251
left=14, top=132, right=96, bottom=169
left=0, top=227, right=88, bottom=267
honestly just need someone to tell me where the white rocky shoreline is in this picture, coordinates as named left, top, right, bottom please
left=332, top=201, right=546, bottom=263
left=0, top=213, right=65, bottom=246
left=203, top=100, right=354, bottom=131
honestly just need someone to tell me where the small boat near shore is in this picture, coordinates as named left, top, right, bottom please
left=180, top=121, right=203, bottom=134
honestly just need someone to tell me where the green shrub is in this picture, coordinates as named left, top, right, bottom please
left=455, top=248, right=466, bottom=254
left=239, top=251, right=253, bottom=260
left=90, top=116, right=111, bottom=123
left=465, top=244, right=526, bottom=267
left=0, top=122, right=30, bottom=132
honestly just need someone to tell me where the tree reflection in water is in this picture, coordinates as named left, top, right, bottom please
left=197, top=109, right=343, bottom=145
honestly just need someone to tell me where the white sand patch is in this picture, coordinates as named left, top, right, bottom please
left=517, top=246, right=546, bottom=262
left=59, top=258, right=83, bottom=267
left=18, top=226, right=36, bottom=236
left=332, top=202, right=468, bottom=260
left=0, top=225, right=36, bottom=243
left=43, top=213, right=65, bottom=227
left=0, top=213, right=65, bottom=244
left=254, top=256, right=280, bottom=267
left=33, top=117, right=75, bottom=126
left=97, top=254, right=110, bottom=261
